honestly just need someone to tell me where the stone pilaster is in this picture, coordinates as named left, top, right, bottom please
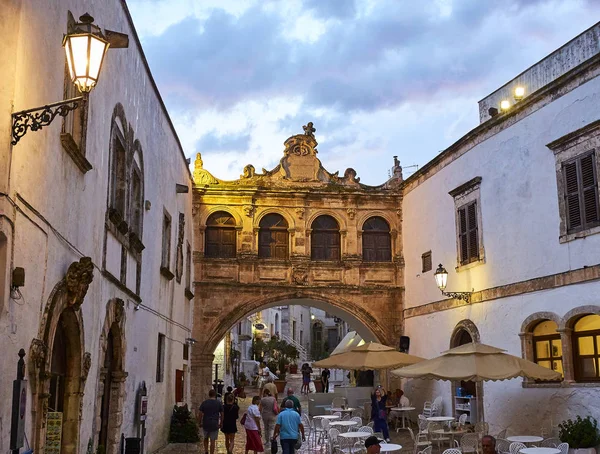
left=191, top=352, right=215, bottom=413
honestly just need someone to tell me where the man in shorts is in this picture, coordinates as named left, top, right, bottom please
left=199, top=389, right=224, bottom=454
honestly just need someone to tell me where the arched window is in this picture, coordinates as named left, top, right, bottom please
left=362, top=216, right=391, bottom=262
left=574, top=314, right=600, bottom=381
left=311, top=215, right=340, bottom=261
left=205, top=212, right=236, bottom=258
left=532, top=320, right=563, bottom=377
left=258, top=213, right=289, bottom=259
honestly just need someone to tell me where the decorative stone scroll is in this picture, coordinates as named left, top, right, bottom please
left=65, top=257, right=94, bottom=310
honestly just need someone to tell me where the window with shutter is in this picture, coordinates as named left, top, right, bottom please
left=362, top=216, right=391, bottom=262
left=205, top=211, right=237, bottom=258
left=258, top=213, right=289, bottom=259
left=421, top=251, right=432, bottom=273
left=311, top=215, right=341, bottom=261
left=563, top=152, right=600, bottom=233
left=457, top=201, right=480, bottom=265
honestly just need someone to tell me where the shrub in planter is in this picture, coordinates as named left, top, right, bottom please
left=559, top=416, right=599, bottom=452
left=169, top=404, right=200, bottom=443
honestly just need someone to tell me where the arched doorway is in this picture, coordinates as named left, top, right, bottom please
left=94, top=299, right=127, bottom=454
left=28, top=259, right=94, bottom=454
left=450, top=320, right=483, bottom=423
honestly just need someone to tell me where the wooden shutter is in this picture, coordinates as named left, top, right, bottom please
left=221, top=229, right=236, bottom=257
left=205, top=228, right=220, bottom=257
left=311, top=231, right=326, bottom=260
left=581, top=154, right=599, bottom=225
left=564, top=160, right=582, bottom=230
left=458, top=202, right=479, bottom=265
left=375, top=233, right=391, bottom=261
left=458, top=207, right=468, bottom=264
left=326, top=232, right=341, bottom=260
left=273, top=231, right=288, bottom=259
left=258, top=230, right=272, bottom=258
left=363, top=234, right=376, bottom=262
left=467, top=202, right=479, bottom=261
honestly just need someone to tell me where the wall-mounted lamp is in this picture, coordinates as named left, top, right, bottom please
left=434, top=264, right=472, bottom=303
left=488, top=107, right=499, bottom=118
left=311, top=314, right=315, bottom=320
left=11, top=13, right=128, bottom=145
left=499, top=100, right=511, bottom=112
left=514, top=86, right=525, bottom=101
left=185, top=337, right=198, bottom=345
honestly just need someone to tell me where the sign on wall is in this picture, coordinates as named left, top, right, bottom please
left=45, top=412, right=63, bottom=454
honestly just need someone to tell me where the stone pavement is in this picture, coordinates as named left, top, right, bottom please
left=156, top=381, right=414, bottom=454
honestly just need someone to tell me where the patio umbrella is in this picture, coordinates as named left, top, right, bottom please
left=312, top=341, right=425, bottom=371
left=390, top=342, right=562, bottom=381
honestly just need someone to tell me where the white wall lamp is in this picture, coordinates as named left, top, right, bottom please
left=514, top=86, right=525, bottom=101
left=185, top=338, right=198, bottom=345
left=11, top=12, right=128, bottom=145
left=434, top=264, right=472, bottom=303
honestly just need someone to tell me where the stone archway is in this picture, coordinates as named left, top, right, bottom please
left=190, top=288, right=399, bottom=410
left=28, top=258, right=94, bottom=454
left=94, top=299, right=128, bottom=454
left=449, top=319, right=484, bottom=423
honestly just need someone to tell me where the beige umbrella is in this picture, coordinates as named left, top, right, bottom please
left=312, top=341, right=425, bottom=371
left=391, top=342, right=562, bottom=381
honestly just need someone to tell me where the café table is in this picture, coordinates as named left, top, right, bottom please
left=314, top=414, right=340, bottom=420
left=339, top=432, right=372, bottom=454
left=433, top=428, right=467, bottom=445
left=507, top=436, right=544, bottom=444
left=390, top=406, right=415, bottom=430
left=520, top=449, right=560, bottom=454
left=330, top=420, right=358, bottom=432
left=427, top=416, right=455, bottom=423
left=330, top=407, right=357, bottom=415
left=380, top=444, right=403, bottom=453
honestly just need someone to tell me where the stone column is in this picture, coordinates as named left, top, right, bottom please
left=557, top=327, right=574, bottom=383
left=519, top=332, right=534, bottom=385
left=191, top=352, right=215, bottom=413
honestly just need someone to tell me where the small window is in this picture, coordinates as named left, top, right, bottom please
left=457, top=201, right=479, bottom=265
left=563, top=152, right=599, bottom=234
left=162, top=211, right=172, bottom=270
left=422, top=251, right=432, bottom=273
left=258, top=213, right=289, bottom=259
left=532, top=320, right=563, bottom=378
left=183, top=344, right=189, bottom=361
left=130, top=165, right=143, bottom=236
left=111, top=132, right=127, bottom=219
left=362, top=217, right=391, bottom=262
left=311, top=215, right=340, bottom=261
left=175, top=369, right=184, bottom=403
left=156, top=333, right=166, bottom=382
left=574, top=314, right=600, bottom=382
left=205, top=211, right=237, bottom=258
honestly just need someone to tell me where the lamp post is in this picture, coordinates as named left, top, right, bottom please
left=434, top=264, right=472, bottom=303
left=11, top=13, right=126, bottom=145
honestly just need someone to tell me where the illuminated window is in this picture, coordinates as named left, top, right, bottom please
left=311, top=215, right=340, bottom=261
left=532, top=320, right=563, bottom=378
left=574, top=315, right=600, bottom=381
left=362, top=216, right=391, bottom=262
left=258, top=213, right=289, bottom=259
left=205, top=212, right=237, bottom=258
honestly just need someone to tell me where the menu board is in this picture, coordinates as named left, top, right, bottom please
left=45, top=412, right=63, bottom=454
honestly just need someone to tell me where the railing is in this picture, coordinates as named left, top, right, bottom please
left=281, top=334, right=308, bottom=363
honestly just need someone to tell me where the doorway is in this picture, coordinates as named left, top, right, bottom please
left=99, top=328, right=115, bottom=451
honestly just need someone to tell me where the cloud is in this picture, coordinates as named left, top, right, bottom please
left=196, top=132, right=251, bottom=153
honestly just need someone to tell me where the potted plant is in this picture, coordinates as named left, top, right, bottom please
left=264, top=337, right=299, bottom=393
left=289, top=363, right=298, bottom=374
left=169, top=404, right=200, bottom=443
left=559, top=416, right=600, bottom=454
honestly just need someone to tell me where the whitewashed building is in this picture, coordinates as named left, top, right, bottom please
left=0, top=1, right=194, bottom=454
left=402, top=22, right=600, bottom=433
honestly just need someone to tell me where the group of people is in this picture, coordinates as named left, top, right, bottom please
left=197, top=386, right=305, bottom=454
left=300, top=363, right=332, bottom=394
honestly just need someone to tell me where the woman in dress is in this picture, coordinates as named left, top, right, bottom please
left=222, top=393, right=239, bottom=454
left=371, top=386, right=390, bottom=442
left=259, top=388, right=278, bottom=444
left=244, top=395, right=264, bottom=454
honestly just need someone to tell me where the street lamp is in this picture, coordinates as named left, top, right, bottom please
left=11, top=13, right=127, bottom=145
left=434, top=264, right=471, bottom=303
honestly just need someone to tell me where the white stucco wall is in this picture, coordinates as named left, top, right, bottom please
left=0, top=1, right=195, bottom=453
left=402, top=59, right=600, bottom=433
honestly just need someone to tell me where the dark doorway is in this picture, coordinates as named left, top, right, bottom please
left=99, top=328, right=115, bottom=451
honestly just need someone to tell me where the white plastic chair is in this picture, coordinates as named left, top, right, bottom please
left=441, top=449, right=462, bottom=454
left=496, top=439, right=511, bottom=454
left=408, top=427, right=432, bottom=454
left=423, top=401, right=433, bottom=418
left=557, top=443, right=569, bottom=454
left=458, top=413, right=468, bottom=427
left=353, top=441, right=367, bottom=454
left=333, top=411, right=343, bottom=418
left=475, top=421, right=489, bottom=436
left=510, top=442, right=527, bottom=454
left=418, top=414, right=429, bottom=433
left=428, top=422, right=450, bottom=450
left=431, top=397, right=443, bottom=417
left=541, top=439, right=560, bottom=448
left=359, top=426, right=374, bottom=434
left=497, top=429, right=507, bottom=440
left=367, top=421, right=375, bottom=428
left=332, top=397, right=347, bottom=408
left=417, top=447, right=433, bottom=454
left=460, top=433, right=480, bottom=454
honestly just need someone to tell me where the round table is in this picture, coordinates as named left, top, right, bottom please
left=331, top=407, right=356, bottom=414
left=339, top=432, right=371, bottom=439
left=330, top=421, right=358, bottom=432
left=507, top=436, right=544, bottom=444
left=314, top=415, right=340, bottom=420
left=433, top=428, right=467, bottom=445
left=427, top=416, right=455, bottom=422
left=380, top=444, right=402, bottom=453
left=390, top=407, right=415, bottom=430
left=520, top=449, right=560, bottom=454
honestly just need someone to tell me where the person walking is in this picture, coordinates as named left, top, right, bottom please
left=260, top=388, right=279, bottom=444
left=244, top=396, right=264, bottom=454
left=272, top=400, right=305, bottom=454
left=321, top=368, right=330, bottom=393
left=300, top=363, right=312, bottom=394
left=263, top=377, right=279, bottom=402
left=198, top=389, right=224, bottom=454
left=221, top=393, right=239, bottom=454
left=370, top=386, right=390, bottom=442
left=281, top=388, right=301, bottom=414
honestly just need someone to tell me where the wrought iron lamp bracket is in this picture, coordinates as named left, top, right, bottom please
left=440, top=290, right=471, bottom=303
left=11, top=95, right=86, bottom=145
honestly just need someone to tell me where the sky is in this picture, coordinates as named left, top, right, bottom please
left=127, top=0, right=600, bottom=185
